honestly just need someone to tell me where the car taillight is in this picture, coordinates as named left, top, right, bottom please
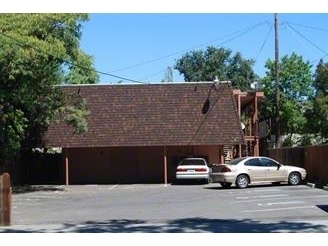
left=221, top=166, right=231, bottom=172
left=177, top=168, right=186, bottom=172
left=195, top=168, right=207, bottom=172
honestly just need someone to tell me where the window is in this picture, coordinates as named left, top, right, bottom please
left=227, top=157, right=247, bottom=165
left=244, top=158, right=261, bottom=167
left=179, top=158, right=206, bottom=166
left=260, top=158, right=278, bottom=167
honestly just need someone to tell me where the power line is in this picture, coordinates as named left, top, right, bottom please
left=0, top=30, right=147, bottom=84
left=138, top=20, right=271, bottom=81
left=97, top=17, right=328, bottom=83
left=0, top=17, right=274, bottom=84
left=138, top=68, right=166, bottom=82
left=283, top=20, right=328, bottom=72
left=285, top=21, right=328, bottom=33
left=110, top=20, right=271, bottom=74
left=252, top=19, right=328, bottom=73
left=284, top=22, right=318, bottom=59
left=213, top=21, right=271, bottom=48
left=254, top=24, right=273, bottom=63
left=4, top=16, right=324, bottom=85
left=285, top=22, right=328, bottom=56
left=284, top=21, right=328, bottom=73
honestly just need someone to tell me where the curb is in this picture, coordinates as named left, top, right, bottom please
left=306, top=183, right=328, bottom=191
left=306, top=182, right=316, bottom=188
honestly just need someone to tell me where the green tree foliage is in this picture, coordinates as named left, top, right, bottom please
left=0, top=13, right=99, bottom=170
left=64, top=50, right=99, bottom=84
left=174, top=46, right=256, bottom=90
left=260, top=53, right=313, bottom=143
left=304, top=59, right=328, bottom=142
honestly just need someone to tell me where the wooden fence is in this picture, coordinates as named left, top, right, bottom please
left=0, top=173, right=11, bottom=226
left=268, top=144, right=328, bottom=186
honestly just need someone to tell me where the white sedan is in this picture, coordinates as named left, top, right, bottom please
left=210, top=156, right=307, bottom=188
left=175, top=158, right=211, bottom=184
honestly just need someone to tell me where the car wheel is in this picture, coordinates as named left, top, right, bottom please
left=220, top=182, right=232, bottom=188
left=288, top=172, right=301, bottom=185
left=202, top=178, right=209, bottom=184
left=236, top=174, right=249, bottom=189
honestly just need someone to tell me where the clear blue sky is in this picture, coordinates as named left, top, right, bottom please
left=79, top=13, right=328, bottom=84
left=4, top=1, right=328, bottom=84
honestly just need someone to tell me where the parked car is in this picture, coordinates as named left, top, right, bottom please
left=175, top=157, right=211, bottom=184
left=210, top=156, right=307, bottom=189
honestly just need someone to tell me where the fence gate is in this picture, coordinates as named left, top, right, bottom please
left=0, top=173, right=11, bottom=226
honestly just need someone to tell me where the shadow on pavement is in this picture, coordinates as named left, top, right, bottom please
left=317, top=205, right=328, bottom=214
left=1, top=217, right=327, bottom=233
left=12, top=185, right=65, bottom=194
left=204, top=183, right=288, bottom=190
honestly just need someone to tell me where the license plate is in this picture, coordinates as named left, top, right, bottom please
left=187, top=170, right=195, bottom=172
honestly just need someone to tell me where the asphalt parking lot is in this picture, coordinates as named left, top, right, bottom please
left=1, top=182, right=328, bottom=232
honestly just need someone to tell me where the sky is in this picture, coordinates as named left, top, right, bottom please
left=79, top=13, right=328, bottom=84
left=3, top=1, right=328, bottom=85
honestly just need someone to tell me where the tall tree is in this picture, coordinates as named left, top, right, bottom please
left=162, top=66, right=173, bottom=82
left=304, top=59, right=328, bottom=142
left=0, top=14, right=99, bottom=171
left=227, top=52, right=257, bottom=91
left=174, top=46, right=256, bottom=90
left=260, top=53, right=313, bottom=146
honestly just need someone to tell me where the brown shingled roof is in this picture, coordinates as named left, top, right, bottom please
left=42, top=82, right=244, bottom=148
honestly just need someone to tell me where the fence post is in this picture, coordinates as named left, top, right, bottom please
left=0, top=173, right=11, bottom=226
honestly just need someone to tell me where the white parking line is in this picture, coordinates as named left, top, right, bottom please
left=108, top=184, right=119, bottom=190
left=241, top=205, right=316, bottom=213
left=234, top=194, right=328, bottom=203
left=227, top=186, right=323, bottom=195
left=257, top=201, right=304, bottom=206
left=227, top=188, right=283, bottom=195
left=19, top=194, right=64, bottom=199
left=236, top=194, right=288, bottom=199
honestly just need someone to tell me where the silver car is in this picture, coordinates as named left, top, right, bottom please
left=210, top=156, right=307, bottom=188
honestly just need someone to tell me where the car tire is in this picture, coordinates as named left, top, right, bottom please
left=220, top=182, right=232, bottom=188
left=236, top=174, right=249, bottom=189
left=288, top=172, right=301, bottom=185
left=202, top=178, right=210, bottom=184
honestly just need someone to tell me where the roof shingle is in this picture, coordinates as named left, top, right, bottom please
left=42, top=82, right=244, bottom=148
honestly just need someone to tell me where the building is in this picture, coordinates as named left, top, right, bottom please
left=42, top=81, right=264, bottom=185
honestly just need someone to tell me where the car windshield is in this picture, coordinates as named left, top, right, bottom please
left=226, top=157, right=247, bottom=165
left=179, top=159, right=206, bottom=166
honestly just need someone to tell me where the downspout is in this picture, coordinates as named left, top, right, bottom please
left=219, top=145, right=224, bottom=164
left=238, top=93, right=242, bottom=157
left=65, top=148, right=69, bottom=189
left=254, top=95, right=259, bottom=156
left=163, top=146, right=167, bottom=186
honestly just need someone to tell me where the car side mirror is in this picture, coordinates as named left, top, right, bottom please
left=277, top=164, right=281, bottom=170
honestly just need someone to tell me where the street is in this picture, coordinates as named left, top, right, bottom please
left=1, top=183, right=328, bottom=232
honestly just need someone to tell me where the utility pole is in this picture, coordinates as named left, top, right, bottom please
left=274, top=13, right=280, bottom=148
